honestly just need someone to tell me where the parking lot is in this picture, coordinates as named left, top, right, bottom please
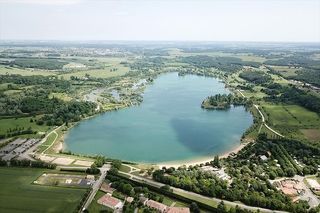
left=0, top=138, right=40, bottom=161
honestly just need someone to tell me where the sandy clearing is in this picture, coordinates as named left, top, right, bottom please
left=52, top=157, right=74, bottom=165
left=39, top=155, right=56, bottom=163
left=74, top=160, right=94, bottom=167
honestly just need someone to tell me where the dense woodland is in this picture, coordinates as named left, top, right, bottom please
left=153, top=136, right=320, bottom=212
left=239, top=71, right=271, bottom=84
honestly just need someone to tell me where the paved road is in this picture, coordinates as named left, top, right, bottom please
left=119, top=171, right=287, bottom=213
left=82, top=164, right=111, bottom=212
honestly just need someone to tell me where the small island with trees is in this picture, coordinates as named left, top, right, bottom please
left=201, top=94, right=249, bottom=110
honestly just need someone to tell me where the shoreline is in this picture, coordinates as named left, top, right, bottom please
left=155, top=142, right=248, bottom=169
left=58, top=72, right=254, bottom=168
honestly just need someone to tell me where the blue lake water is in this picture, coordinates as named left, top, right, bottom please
left=64, top=72, right=253, bottom=163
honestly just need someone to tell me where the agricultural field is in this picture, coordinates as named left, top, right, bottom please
left=261, top=103, right=320, bottom=140
left=0, top=65, right=57, bottom=76
left=0, top=167, right=87, bottom=213
left=58, top=67, right=129, bottom=80
left=269, top=65, right=299, bottom=78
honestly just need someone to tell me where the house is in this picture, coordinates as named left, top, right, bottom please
left=126, top=196, right=134, bottom=203
left=100, top=182, right=115, bottom=194
left=260, top=155, right=268, bottom=161
left=166, top=207, right=190, bottom=213
left=145, top=199, right=167, bottom=213
left=97, top=193, right=123, bottom=210
left=139, top=195, right=190, bottom=213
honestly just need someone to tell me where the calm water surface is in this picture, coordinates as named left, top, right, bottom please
left=65, top=73, right=253, bottom=163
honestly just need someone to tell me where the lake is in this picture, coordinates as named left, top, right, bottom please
left=64, top=72, right=253, bottom=163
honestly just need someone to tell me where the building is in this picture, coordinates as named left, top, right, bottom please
left=260, top=155, right=268, bottom=161
left=139, top=195, right=190, bottom=213
left=139, top=195, right=148, bottom=205
left=166, top=207, right=190, bottom=213
left=100, top=182, right=115, bottom=194
left=145, top=199, right=167, bottom=213
left=97, top=193, right=123, bottom=210
left=126, top=196, right=134, bottom=203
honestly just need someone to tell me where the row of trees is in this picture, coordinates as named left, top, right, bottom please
left=0, top=159, right=57, bottom=169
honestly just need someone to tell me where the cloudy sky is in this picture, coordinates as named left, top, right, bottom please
left=0, top=0, right=319, bottom=42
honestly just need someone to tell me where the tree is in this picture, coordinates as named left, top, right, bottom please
left=212, top=155, right=221, bottom=168
left=217, top=201, right=228, bottom=213
left=112, top=160, right=122, bottom=170
left=190, top=202, right=200, bottom=213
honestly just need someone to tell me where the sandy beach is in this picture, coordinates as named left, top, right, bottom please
left=156, top=142, right=248, bottom=169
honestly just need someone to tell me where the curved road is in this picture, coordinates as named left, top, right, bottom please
left=237, top=89, right=284, bottom=138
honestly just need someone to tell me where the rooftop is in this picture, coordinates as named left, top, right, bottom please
left=167, top=207, right=190, bottom=213
left=97, top=194, right=123, bottom=209
left=146, top=199, right=167, bottom=212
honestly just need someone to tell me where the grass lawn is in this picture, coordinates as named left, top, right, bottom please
left=42, top=132, right=58, bottom=146
left=0, top=116, right=50, bottom=137
left=173, top=189, right=219, bottom=208
left=0, top=167, right=87, bottom=213
left=119, top=164, right=131, bottom=173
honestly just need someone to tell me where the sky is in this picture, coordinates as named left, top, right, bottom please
left=0, top=0, right=319, bottom=42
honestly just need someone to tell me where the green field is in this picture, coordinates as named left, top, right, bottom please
left=0, top=65, right=57, bottom=76
left=269, top=65, right=299, bottom=78
left=0, top=117, right=50, bottom=137
left=261, top=103, right=320, bottom=139
left=119, top=164, right=131, bottom=173
left=0, top=167, right=87, bottom=213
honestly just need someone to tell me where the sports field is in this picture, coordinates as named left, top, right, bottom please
left=0, top=167, right=87, bottom=213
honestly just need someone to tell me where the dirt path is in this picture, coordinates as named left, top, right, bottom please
left=41, top=129, right=59, bottom=155
left=253, top=104, right=284, bottom=138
